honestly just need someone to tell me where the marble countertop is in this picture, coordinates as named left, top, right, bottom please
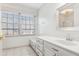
left=38, top=36, right=79, bottom=55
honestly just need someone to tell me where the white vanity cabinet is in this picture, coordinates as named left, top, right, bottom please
left=36, top=38, right=44, bottom=56
left=30, top=37, right=79, bottom=56
left=44, top=40, right=78, bottom=56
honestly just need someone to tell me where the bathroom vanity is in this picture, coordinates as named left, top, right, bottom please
left=30, top=36, right=79, bottom=56
left=29, top=3, right=79, bottom=56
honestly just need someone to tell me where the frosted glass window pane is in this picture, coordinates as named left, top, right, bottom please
left=31, top=25, right=35, bottom=29
left=8, top=14, right=13, bottom=23
left=8, top=30, right=13, bottom=35
left=29, top=16, right=34, bottom=24
left=23, top=20, right=25, bottom=24
left=8, top=19, right=13, bottom=23
left=2, top=23, right=7, bottom=28
left=23, top=16, right=26, bottom=24
left=14, top=15, right=18, bottom=23
left=20, top=17, right=25, bottom=24
left=14, top=15, right=18, bottom=19
left=20, top=21, right=22, bottom=24
left=20, top=20, right=23, bottom=24
left=20, top=30, right=23, bottom=35
left=26, top=21, right=29, bottom=24
left=14, top=18, right=18, bottom=23
left=21, top=20, right=25, bottom=24
left=8, top=14, right=13, bottom=18
left=25, top=16, right=29, bottom=20
left=26, top=25, right=30, bottom=29
left=20, top=16, right=23, bottom=22
left=2, top=18, right=7, bottom=22
left=30, top=20, right=34, bottom=24
left=21, top=30, right=25, bottom=35
left=21, top=25, right=25, bottom=29
left=14, top=24, right=18, bottom=28
left=2, top=13, right=8, bottom=18
left=14, top=19, right=18, bottom=23
left=8, top=24, right=13, bottom=28
left=29, top=17, right=32, bottom=20
left=25, top=16, right=30, bottom=24
left=14, top=30, right=18, bottom=35
left=30, top=30, right=34, bottom=34
left=25, top=30, right=31, bottom=34
left=20, top=30, right=31, bottom=35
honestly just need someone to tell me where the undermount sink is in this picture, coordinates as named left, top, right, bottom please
left=56, top=40, right=77, bottom=46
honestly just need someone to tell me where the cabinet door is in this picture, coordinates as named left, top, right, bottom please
left=14, top=15, right=18, bottom=23
left=30, top=40, right=36, bottom=51
left=36, top=43, right=43, bottom=52
left=44, top=41, right=77, bottom=56
left=44, top=41, right=59, bottom=56
left=36, top=38, right=44, bottom=55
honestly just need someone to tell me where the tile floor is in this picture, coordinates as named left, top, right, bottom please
left=2, top=46, right=37, bottom=56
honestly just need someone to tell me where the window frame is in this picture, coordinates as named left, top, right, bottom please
left=1, top=11, right=36, bottom=37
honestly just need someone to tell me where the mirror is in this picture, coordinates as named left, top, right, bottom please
left=57, top=3, right=79, bottom=31
left=59, top=9, right=74, bottom=27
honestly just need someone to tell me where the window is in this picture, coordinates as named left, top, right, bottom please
left=1, top=11, right=35, bottom=36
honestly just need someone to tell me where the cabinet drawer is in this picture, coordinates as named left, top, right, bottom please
left=36, top=43, right=43, bottom=52
left=44, top=47, right=56, bottom=56
left=36, top=48, right=43, bottom=56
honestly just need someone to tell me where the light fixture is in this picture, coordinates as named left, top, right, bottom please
left=60, top=9, right=73, bottom=16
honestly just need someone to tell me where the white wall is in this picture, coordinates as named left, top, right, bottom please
left=38, top=3, right=79, bottom=41
left=0, top=3, right=38, bottom=49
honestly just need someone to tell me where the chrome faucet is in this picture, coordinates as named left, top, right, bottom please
left=66, top=34, right=72, bottom=41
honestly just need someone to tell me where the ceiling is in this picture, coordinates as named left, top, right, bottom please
left=19, top=3, right=66, bottom=10
left=21, top=3, right=44, bottom=10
